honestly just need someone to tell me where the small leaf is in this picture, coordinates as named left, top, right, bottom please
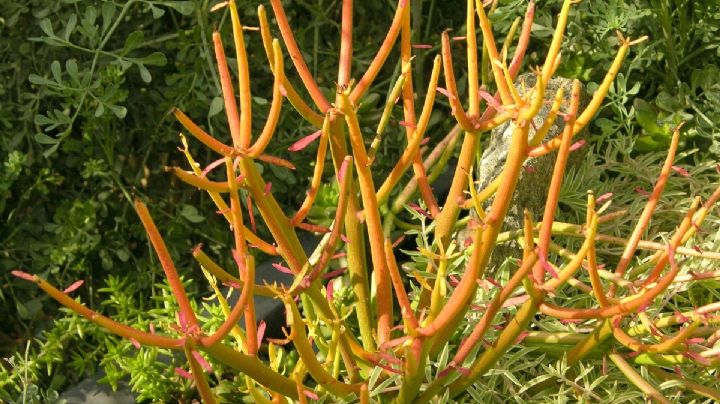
left=252, top=96, right=268, bottom=106
left=84, top=6, right=97, bottom=26
left=208, top=96, right=223, bottom=117
left=11, top=270, right=35, bottom=281
left=180, top=205, right=205, bottom=223
left=63, top=280, right=84, bottom=294
left=100, top=2, right=116, bottom=34
left=116, top=58, right=132, bottom=71
left=671, top=165, right=690, bottom=177
left=115, top=248, right=130, bottom=262
left=123, top=31, right=145, bottom=54
left=42, top=143, right=60, bottom=157
left=304, top=390, right=319, bottom=400
left=137, top=64, right=152, bottom=83
left=596, top=192, right=613, bottom=203
left=94, top=103, right=105, bottom=117
left=107, top=104, right=127, bottom=119
left=34, top=133, right=60, bottom=145
left=50, top=60, right=62, bottom=84
left=192, top=351, right=212, bottom=372
left=288, top=129, right=322, bottom=152
left=63, top=14, right=77, bottom=41
left=138, top=52, right=167, bottom=66
left=174, top=367, right=192, bottom=380
left=257, top=321, right=266, bottom=348
left=271, top=263, right=293, bottom=274
left=65, top=59, right=79, bottom=82
left=39, top=18, right=55, bottom=37
left=150, top=5, right=165, bottom=19
left=569, top=139, right=586, bottom=152
left=163, top=1, right=195, bottom=15
left=34, top=114, right=56, bottom=126
left=28, top=74, right=55, bottom=86
left=17, top=299, right=43, bottom=319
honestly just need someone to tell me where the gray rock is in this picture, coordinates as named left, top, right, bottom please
left=461, top=74, right=587, bottom=271
left=59, top=373, right=134, bottom=404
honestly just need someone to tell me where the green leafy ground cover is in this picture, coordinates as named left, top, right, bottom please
left=1, top=0, right=719, bottom=401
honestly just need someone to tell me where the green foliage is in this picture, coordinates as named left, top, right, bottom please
left=548, top=0, right=720, bottom=157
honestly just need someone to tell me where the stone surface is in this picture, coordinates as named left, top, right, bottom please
left=59, top=372, right=134, bottom=404
left=461, top=74, right=587, bottom=270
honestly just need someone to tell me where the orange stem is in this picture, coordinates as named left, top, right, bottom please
left=291, top=115, right=331, bottom=225
left=451, top=252, right=538, bottom=365
left=228, top=0, right=253, bottom=149
left=534, top=81, right=581, bottom=282
left=248, top=39, right=285, bottom=157
left=338, top=91, right=393, bottom=344
left=440, top=31, right=475, bottom=131
left=269, top=0, right=331, bottom=112
left=173, top=108, right=236, bottom=156
left=350, top=0, right=406, bottom=102
left=213, top=32, right=244, bottom=148
left=201, top=254, right=255, bottom=347
left=609, top=126, right=682, bottom=296
left=385, top=239, right=419, bottom=332
left=400, top=6, right=440, bottom=217
left=27, top=274, right=182, bottom=348
left=134, top=199, right=199, bottom=331
left=257, top=5, right=324, bottom=126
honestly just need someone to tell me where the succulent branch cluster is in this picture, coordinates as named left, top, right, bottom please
left=15, top=0, right=720, bottom=402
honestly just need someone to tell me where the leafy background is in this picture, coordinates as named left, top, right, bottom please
left=1, top=0, right=718, bottom=401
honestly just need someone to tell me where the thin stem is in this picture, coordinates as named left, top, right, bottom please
left=535, top=80, right=581, bottom=282
left=350, top=0, right=407, bottom=102
left=291, top=114, right=331, bottom=225
left=282, top=295, right=362, bottom=396
left=184, top=342, right=219, bottom=404
left=440, top=31, right=475, bottom=131
left=228, top=0, right=253, bottom=148
left=248, top=39, right=286, bottom=157
left=474, top=0, right=513, bottom=105
left=608, top=353, right=670, bottom=404
left=213, top=32, right=243, bottom=148
left=203, top=343, right=298, bottom=399
left=400, top=6, right=440, bottom=217
left=257, top=5, right=324, bottom=126
left=337, top=0, right=353, bottom=87
left=338, top=91, right=393, bottom=344
left=18, top=273, right=182, bottom=349
left=134, top=200, right=199, bottom=331
left=269, top=0, right=332, bottom=112
left=609, top=126, right=682, bottom=296
left=466, top=0, right=480, bottom=116
left=376, top=56, right=442, bottom=206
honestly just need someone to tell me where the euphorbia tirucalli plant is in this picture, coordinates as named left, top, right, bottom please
left=15, top=0, right=720, bottom=401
